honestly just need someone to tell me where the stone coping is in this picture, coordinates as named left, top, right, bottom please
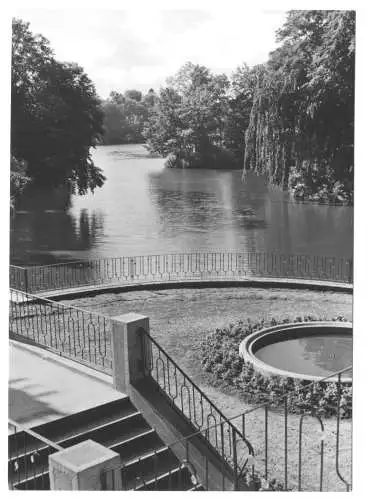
left=28, top=276, right=352, bottom=301
left=239, top=321, right=353, bottom=382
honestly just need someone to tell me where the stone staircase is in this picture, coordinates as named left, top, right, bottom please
left=8, top=396, right=204, bottom=491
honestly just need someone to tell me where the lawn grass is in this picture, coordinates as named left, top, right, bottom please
left=65, top=286, right=352, bottom=491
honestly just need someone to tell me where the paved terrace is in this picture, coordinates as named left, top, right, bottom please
left=9, top=340, right=123, bottom=429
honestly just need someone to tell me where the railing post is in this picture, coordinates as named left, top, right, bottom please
left=232, top=428, right=238, bottom=491
left=24, top=267, right=29, bottom=294
left=111, top=312, right=150, bottom=394
left=348, top=257, right=353, bottom=283
left=49, top=440, right=121, bottom=490
left=129, top=257, right=136, bottom=280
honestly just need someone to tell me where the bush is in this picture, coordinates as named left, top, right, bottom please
left=288, top=164, right=352, bottom=204
left=200, top=316, right=352, bottom=418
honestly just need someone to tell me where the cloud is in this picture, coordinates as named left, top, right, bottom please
left=13, top=9, right=286, bottom=98
left=161, top=10, right=213, bottom=34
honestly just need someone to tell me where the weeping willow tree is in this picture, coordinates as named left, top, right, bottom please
left=243, top=10, right=355, bottom=202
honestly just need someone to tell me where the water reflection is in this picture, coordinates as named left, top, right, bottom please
left=10, top=185, right=104, bottom=265
left=147, top=168, right=269, bottom=252
left=256, top=335, right=352, bottom=377
left=300, top=335, right=352, bottom=374
left=10, top=144, right=353, bottom=265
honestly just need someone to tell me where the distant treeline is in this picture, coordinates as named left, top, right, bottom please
left=100, top=89, right=155, bottom=145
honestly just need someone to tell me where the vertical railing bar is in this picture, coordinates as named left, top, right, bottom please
left=335, top=373, right=350, bottom=491
left=298, top=415, right=304, bottom=491
left=221, top=422, right=225, bottom=490
left=232, top=427, right=238, bottom=491
left=320, top=426, right=324, bottom=492
left=284, top=395, right=288, bottom=490
left=265, top=405, right=268, bottom=480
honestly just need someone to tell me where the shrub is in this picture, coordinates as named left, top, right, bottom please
left=200, top=316, right=352, bottom=418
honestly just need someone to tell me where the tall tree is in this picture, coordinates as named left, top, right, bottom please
left=11, top=18, right=105, bottom=196
left=242, top=10, right=355, bottom=202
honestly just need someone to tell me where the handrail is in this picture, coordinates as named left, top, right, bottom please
left=8, top=418, right=63, bottom=490
left=9, top=418, right=64, bottom=452
left=101, top=365, right=352, bottom=491
left=145, top=330, right=239, bottom=430
left=142, top=328, right=254, bottom=480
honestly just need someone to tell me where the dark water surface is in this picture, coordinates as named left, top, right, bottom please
left=10, top=145, right=354, bottom=266
left=256, top=335, right=352, bottom=378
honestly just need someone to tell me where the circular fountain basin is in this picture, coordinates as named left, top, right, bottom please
left=239, top=322, right=352, bottom=381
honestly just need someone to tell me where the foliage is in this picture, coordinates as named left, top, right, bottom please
left=10, top=156, right=30, bottom=199
left=143, top=62, right=239, bottom=169
left=101, top=89, right=154, bottom=144
left=10, top=156, right=30, bottom=212
left=242, top=11, right=355, bottom=202
left=222, top=64, right=261, bottom=162
left=242, top=471, right=287, bottom=491
left=11, top=18, right=105, bottom=196
left=200, top=315, right=352, bottom=418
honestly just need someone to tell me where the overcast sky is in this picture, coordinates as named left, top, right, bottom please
left=12, top=8, right=286, bottom=98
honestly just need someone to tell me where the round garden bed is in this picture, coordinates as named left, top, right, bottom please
left=200, top=316, right=352, bottom=418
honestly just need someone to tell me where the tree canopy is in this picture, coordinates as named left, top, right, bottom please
left=11, top=18, right=105, bottom=199
left=144, top=62, right=237, bottom=168
left=242, top=10, right=355, bottom=202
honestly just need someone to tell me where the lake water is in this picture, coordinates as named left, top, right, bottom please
left=256, top=334, right=352, bottom=378
left=10, top=144, right=354, bottom=266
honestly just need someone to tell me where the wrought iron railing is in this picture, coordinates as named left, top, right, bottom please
left=8, top=252, right=352, bottom=491
left=224, top=366, right=352, bottom=492
left=102, top=366, right=352, bottom=492
left=8, top=419, right=63, bottom=490
left=9, top=251, right=353, bottom=293
left=9, top=288, right=112, bottom=373
left=9, top=265, right=29, bottom=292
left=140, top=328, right=254, bottom=485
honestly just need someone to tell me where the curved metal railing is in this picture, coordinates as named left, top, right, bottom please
left=9, top=288, right=112, bottom=373
left=9, top=251, right=353, bottom=294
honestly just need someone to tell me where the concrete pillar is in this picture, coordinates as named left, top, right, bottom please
left=111, top=313, right=150, bottom=393
left=49, top=440, right=121, bottom=490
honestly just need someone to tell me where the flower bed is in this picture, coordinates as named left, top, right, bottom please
left=200, top=315, right=352, bottom=418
